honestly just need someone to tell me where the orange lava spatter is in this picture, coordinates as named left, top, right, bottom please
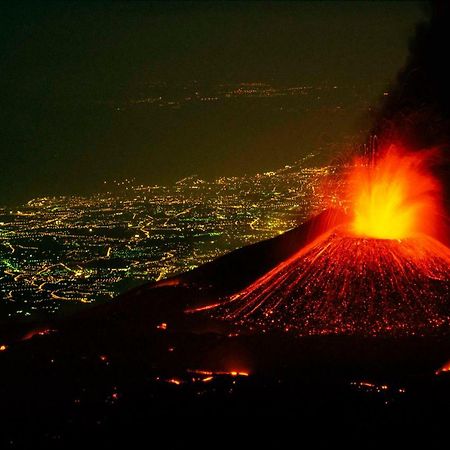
left=199, top=146, right=450, bottom=336
left=348, top=146, right=442, bottom=240
left=209, top=230, right=450, bottom=336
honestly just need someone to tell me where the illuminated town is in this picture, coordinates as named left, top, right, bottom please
left=110, top=80, right=378, bottom=112
left=0, top=155, right=336, bottom=321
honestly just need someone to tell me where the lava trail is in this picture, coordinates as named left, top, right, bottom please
left=209, top=229, right=450, bottom=336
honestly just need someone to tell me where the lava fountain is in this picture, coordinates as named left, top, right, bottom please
left=349, top=146, right=443, bottom=240
left=201, top=145, right=450, bottom=336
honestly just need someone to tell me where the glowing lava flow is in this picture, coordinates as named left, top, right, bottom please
left=200, top=146, right=450, bottom=336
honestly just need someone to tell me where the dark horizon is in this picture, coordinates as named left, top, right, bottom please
left=0, top=1, right=425, bottom=204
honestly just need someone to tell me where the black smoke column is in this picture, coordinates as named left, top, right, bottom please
left=373, top=1, right=450, bottom=213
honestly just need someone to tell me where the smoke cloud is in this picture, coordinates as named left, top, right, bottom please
left=373, top=1, right=450, bottom=210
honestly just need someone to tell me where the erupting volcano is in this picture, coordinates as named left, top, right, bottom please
left=203, top=146, right=450, bottom=336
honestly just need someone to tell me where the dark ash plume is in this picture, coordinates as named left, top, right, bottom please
left=373, top=1, right=450, bottom=210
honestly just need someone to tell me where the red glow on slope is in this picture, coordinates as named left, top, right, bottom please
left=197, top=145, right=450, bottom=337
left=22, top=328, right=55, bottom=341
left=436, top=360, right=450, bottom=375
left=209, top=230, right=450, bottom=336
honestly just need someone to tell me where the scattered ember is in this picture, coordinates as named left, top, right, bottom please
left=187, top=369, right=249, bottom=377
left=350, top=381, right=405, bottom=395
left=435, top=360, right=450, bottom=375
left=208, top=230, right=450, bottom=336
left=199, top=147, right=450, bottom=337
left=202, top=376, right=213, bottom=382
left=22, top=328, right=56, bottom=341
left=166, top=378, right=182, bottom=385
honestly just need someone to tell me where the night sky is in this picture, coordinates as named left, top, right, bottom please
left=1, top=1, right=425, bottom=204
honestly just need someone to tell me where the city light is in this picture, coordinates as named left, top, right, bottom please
left=0, top=156, right=334, bottom=320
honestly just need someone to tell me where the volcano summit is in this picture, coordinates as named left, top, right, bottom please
left=196, top=146, right=450, bottom=337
